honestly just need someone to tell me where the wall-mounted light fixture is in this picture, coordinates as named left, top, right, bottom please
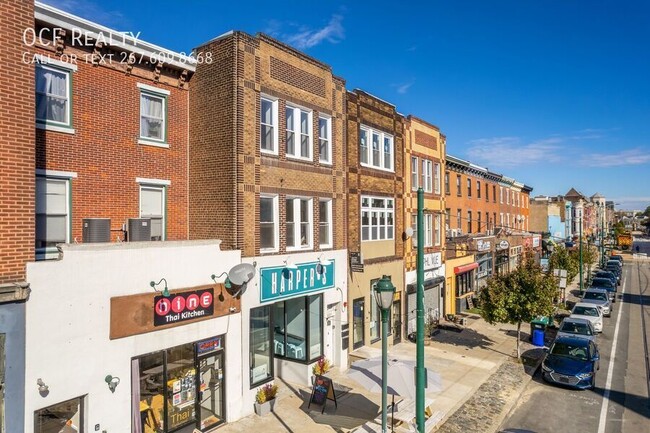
left=210, top=262, right=256, bottom=300
left=37, top=378, right=48, bottom=393
left=316, top=254, right=332, bottom=274
left=105, top=375, right=120, bottom=393
left=150, top=278, right=170, bottom=297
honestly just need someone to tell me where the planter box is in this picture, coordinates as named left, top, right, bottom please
left=254, top=398, right=276, bottom=416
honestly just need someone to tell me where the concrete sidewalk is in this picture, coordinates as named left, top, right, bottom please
left=217, top=315, right=541, bottom=433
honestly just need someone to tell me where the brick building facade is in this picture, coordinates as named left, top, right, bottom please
left=346, top=89, right=405, bottom=348
left=190, top=31, right=349, bottom=409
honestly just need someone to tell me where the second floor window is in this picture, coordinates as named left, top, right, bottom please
left=435, top=214, right=441, bottom=246
left=477, top=212, right=482, bottom=232
left=445, top=172, right=450, bottom=195
left=467, top=211, right=472, bottom=233
left=361, top=196, right=394, bottom=241
left=456, top=175, right=461, bottom=196
left=260, top=195, right=278, bottom=251
left=434, top=163, right=441, bottom=194
left=467, top=178, right=472, bottom=197
left=424, top=214, right=433, bottom=247
left=485, top=183, right=489, bottom=201
left=36, top=175, right=71, bottom=260
left=319, top=199, right=332, bottom=248
left=36, top=64, right=71, bottom=128
left=140, top=91, right=167, bottom=143
left=477, top=181, right=481, bottom=199
left=411, top=157, right=418, bottom=190
left=286, top=106, right=312, bottom=159
left=359, top=126, right=393, bottom=171
left=422, top=160, right=433, bottom=192
left=286, top=197, right=312, bottom=250
left=456, top=209, right=462, bottom=230
left=493, top=185, right=497, bottom=202
left=319, top=116, right=332, bottom=164
left=261, top=97, right=278, bottom=154
left=140, top=185, right=166, bottom=241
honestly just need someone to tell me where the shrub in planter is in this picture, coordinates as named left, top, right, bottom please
left=254, top=383, right=278, bottom=416
left=312, top=358, right=331, bottom=376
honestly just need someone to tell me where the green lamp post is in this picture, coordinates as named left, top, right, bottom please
left=374, top=275, right=396, bottom=433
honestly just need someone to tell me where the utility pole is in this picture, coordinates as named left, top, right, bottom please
left=416, top=187, right=425, bottom=433
left=579, top=218, right=583, bottom=295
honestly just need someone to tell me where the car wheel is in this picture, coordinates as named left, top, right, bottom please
left=590, top=374, right=596, bottom=390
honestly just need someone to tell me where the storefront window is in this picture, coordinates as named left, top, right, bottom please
left=165, top=344, right=196, bottom=431
left=273, top=294, right=323, bottom=362
left=35, top=396, right=84, bottom=433
left=456, top=271, right=474, bottom=297
left=250, top=306, right=273, bottom=386
left=137, top=352, right=165, bottom=433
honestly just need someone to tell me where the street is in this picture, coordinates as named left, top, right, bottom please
left=500, top=260, right=650, bottom=433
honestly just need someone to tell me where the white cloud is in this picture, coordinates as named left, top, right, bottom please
left=277, top=15, right=345, bottom=50
left=579, top=148, right=650, bottom=167
left=395, top=82, right=413, bottom=94
left=465, top=136, right=564, bottom=168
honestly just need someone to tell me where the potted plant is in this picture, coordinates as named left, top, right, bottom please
left=311, top=358, right=331, bottom=383
left=254, top=383, right=278, bottom=416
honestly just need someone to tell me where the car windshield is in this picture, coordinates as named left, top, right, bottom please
left=592, top=278, right=613, bottom=287
left=573, top=306, right=599, bottom=316
left=584, top=292, right=607, bottom=301
left=550, top=342, right=590, bottom=361
left=559, top=322, right=593, bottom=336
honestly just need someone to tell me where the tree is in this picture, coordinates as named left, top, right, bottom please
left=549, top=245, right=578, bottom=282
left=479, top=250, right=558, bottom=359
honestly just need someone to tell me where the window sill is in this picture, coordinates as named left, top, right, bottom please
left=286, top=155, right=313, bottom=163
left=261, top=149, right=279, bottom=157
left=286, top=246, right=313, bottom=252
left=138, top=139, right=170, bottom=148
left=36, top=123, right=75, bottom=135
left=319, top=160, right=333, bottom=166
left=260, top=248, right=279, bottom=254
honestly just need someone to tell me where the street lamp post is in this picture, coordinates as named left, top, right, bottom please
left=579, top=218, right=584, bottom=295
left=374, top=276, right=396, bottom=433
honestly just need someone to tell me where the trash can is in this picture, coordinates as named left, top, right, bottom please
left=530, top=316, right=550, bottom=342
left=532, top=329, right=545, bottom=347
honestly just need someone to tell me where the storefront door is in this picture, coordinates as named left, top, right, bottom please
left=352, top=298, right=365, bottom=350
left=392, top=300, right=401, bottom=344
left=197, top=351, right=224, bottom=431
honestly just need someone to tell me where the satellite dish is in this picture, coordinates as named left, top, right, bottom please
left=405, top=227, right=414, bottom=238
left=225, top=262, right=256, bottom=297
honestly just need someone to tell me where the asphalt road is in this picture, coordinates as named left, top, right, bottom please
left=499, top=260, right=650, bottom=433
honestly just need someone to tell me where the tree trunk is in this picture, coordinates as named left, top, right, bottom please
left=516, top=321, right=521, bottom=359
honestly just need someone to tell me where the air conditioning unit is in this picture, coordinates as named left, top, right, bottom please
left=127, top=218, right=151, bottom=242
left=82, top=218, right=111, bottom=243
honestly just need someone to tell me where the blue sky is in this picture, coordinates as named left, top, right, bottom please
left=45, top=0, right=650, bottom=211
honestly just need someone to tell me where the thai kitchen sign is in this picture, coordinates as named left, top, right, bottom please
left=154, top=288, right=214, bottom=326
left=260, top=260, right=335, bottom=302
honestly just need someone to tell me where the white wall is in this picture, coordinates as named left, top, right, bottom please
left=25, top=240, right=241, bottom=433
left=238, top=249, right=348, bottom=417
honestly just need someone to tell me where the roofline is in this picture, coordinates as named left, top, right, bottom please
left=350, top=89, right=396, bottom=109
left=35, top=1, right=195, bottom=71
left=406, top=115, right=441, bottom=132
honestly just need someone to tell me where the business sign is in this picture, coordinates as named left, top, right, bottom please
left=423, top=252, right=442, bottom=269
left=476, top=239, right=491, bottom=252
left=154, top=288, right=214, bottom=326
left=260, top=260, right=335, bottom=302
left=350, top=252, right=364, bottom=272
left=196, top=336, right=223, bottom=355
left=497, top=240, right=509, bottom=250
left=532, top=236, right=541, bottom=248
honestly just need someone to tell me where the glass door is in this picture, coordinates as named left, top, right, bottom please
left=197, top=352, right=224, bottom=431
left=352, top=298, right=365, bottom=350
left=392, top=300, right=401, bottom=343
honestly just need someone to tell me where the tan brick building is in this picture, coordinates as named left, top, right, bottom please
left=403, top=116, right=446, bottom=334
left=345, top=90, right=404, bottom=349
left=190, top=32, right=349, bottom=403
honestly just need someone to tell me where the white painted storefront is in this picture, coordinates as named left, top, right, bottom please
left=404, top=252, right=445, bottom=335
left=25, top=241, right=243, bottom=433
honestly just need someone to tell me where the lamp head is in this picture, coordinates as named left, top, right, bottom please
left=37, top=378, right=49, bottom=393
left=105, top=375, right=120, bottom=393
left=374, top=275, right=396, bottom=310
left=150, top=278, right=170, bottom=297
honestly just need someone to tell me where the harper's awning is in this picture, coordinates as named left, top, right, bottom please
left=454, top=262, right=479, bottom=275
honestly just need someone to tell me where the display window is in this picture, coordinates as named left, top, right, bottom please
left=133, top=337, right=225, bottom=433
left=35, top=396, right=84, bottom=433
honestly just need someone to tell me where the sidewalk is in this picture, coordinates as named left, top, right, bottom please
left=217, top=314, right=544, bottom=433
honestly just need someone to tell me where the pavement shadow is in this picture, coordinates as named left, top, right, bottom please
left=298, top=388, right=380, bottom=432
left=430, top=326, right=496, bottom=350
left=620, top=292, right=650, bottom=306
left=592, top=388, right=650, bottom=420
left=520, top=347, right=545, bottom=377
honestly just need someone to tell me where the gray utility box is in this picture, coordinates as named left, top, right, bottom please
left=127, top=218, right=151, bottom=242
left=82, top=218, right=111, bottom=243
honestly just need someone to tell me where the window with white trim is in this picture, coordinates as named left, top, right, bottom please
left=434, top=163, right=441, bottom=194
left=36, top=64, right=71, bottom=128
left=139, top=91, right=166, bottom=143
left=411, top=214, right=417, bottom=248
left=260, top=195, right=278, bottom=252
left=359, top=126, right=393, bottom=171
left=361, top=196, right=394, bottom=241
left=36, top=176, right=71, bottom=259
left=422, top=160, right=432, bottom=193
left=318, top=115, right=332, bottom=164
left=467, top=178, right=472, bottom=197
left=435, top=214, right=441, bottom=246
left=140, top=185, right=166, bottom=241
left=261, top=97, right=278, bottom=154
left=500, top=213, right=504, bottom=226
left=500, top=187, right=504, bottom=204
left=477, top=181, right=481, bottom=199
left=411, top=156, right=418, bottom=190
left=286, top=197, right=313, bottom=250
left=424, top=214, right=433, bottom=247
left=286, top=105, right=312, bottom=160
left=319, top=199, right=332, bottom=248
left=457, top=209, right=462, bottom=230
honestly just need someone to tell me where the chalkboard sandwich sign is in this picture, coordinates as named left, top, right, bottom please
left=308, top=374, right=337, bottom=414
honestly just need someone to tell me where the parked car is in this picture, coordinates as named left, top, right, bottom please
left=581, top=288, right=612, bottom=317
left=606, top=259, right=622, bottom=270
left=556, top=317, right=597, bottom=342
left=541, top=335, right=600, bottom=389
left=595, top=270, right=618, bottom=287
left=603, top=265, right=621, bottom=283
left=589, top=277, right=617, bottom=302
left=609, top=254, right=624, bottom=264
left=570, top=302, right=604, bottom=333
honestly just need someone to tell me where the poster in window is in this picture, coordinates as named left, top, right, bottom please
left=173, top=392, right=181, bottom=406
left=172, top=380, right=181, bottom=393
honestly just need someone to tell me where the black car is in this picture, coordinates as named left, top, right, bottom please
left=595, top=270, right=619, bottom=287
left=609, top=254, right=624, bottom=264
left=604, top=265, right=621, bottom=282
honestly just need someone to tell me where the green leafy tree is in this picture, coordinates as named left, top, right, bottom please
left=479, top=250, right=558, bottom=359
left=549, top=245, right=578, bottom=282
